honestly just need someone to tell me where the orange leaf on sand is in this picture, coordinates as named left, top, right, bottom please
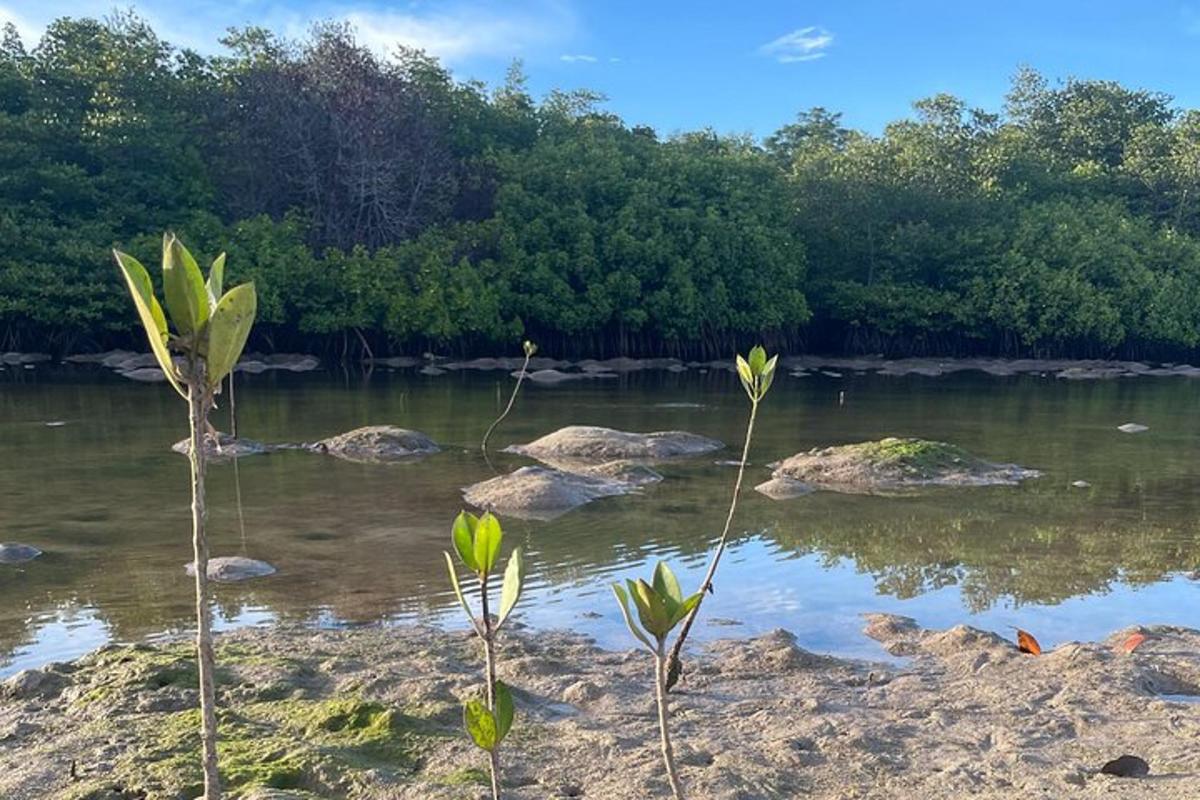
left=1117, top=632, right=1148, bottom=654
left=1016, top=629, right=1042, bottom=656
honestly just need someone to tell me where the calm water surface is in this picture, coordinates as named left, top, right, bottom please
left=2, top=364, right=1199, bottom=676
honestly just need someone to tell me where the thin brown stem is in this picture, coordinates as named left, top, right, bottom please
left=487, top=749, right=501, bottom=800
left=655, top=645, right=685, bottom=800
left=665, top=397, right=759, bottom=688
left=479, top=572, right=500, bottom=799
left=481, top=351, right=532, bottom=464
left=227, top=371, right=237, bottom=440
left=188, top=377, right=221, bottom=799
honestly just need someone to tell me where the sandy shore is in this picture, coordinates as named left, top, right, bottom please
left=0, top=617, right=1197, bottom=799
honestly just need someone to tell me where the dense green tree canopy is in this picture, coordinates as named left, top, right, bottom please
left=3, top=16, right=1200, bottom=358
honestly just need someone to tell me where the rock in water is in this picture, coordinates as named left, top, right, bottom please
left=185, top=556, right=276, bottom=582
left=506, top=425, right=722, bottom=464
left=0, top=543, right=41, bottom=564
left=1117, top=423, right=1149, bottom=433
left=312, top=425, right=439, bottom=464
left=1099, top=754, right=1149, bottom=778
left=172, top=432, right=270, bottom=460
left=754, top=476, right=816, bottom=500
left=118, top=367, right=168, bottom=382
left=463, top=465, right=655, bottom=520
left=763, top=437, right=1040, bottom=496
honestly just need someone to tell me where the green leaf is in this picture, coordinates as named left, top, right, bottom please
left=205, top=283, right=256, bottom=389
left=452, top=512, right=479, bottom=571
left=473, top=513, right=503, bottom=575
left=669, top=592, right=703, bottom=628
left=759, top=355, right=778, bottom=397
left=630, top=579, right=669, bottom=640
left=113, top=250, right=185, bottom=399
left=494, top=680, right=515, bottom=743
left=652, top=562, right=683, bottom=605
left=497, top=547, right=525, bottom=628
left=463, top=699, right=497, bottom=751
left=748, top=345, right=767, bottom=376
left=612, top=583, right=654, bottom=652
left=444, top=552, right=479, bottom=633
left=523, top=340, right=537, bottom=358
left=161, top=234, right=209, bottom=337
left=735, top=355, right=754, bottom=397
left=207, top=252, right=226, bottom=308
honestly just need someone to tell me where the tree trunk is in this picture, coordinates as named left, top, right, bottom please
left=188, top=378, right=221, bottom=799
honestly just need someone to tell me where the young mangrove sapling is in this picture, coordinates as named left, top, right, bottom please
left=665, top=346, right=777, bottom=689
left=445, top=511, right=526, bottom=799
left=481, top=340, right=537, bottom=462
left=113, top=235, right=257, bottom=800
left=613, top=562, right=703, bottom=800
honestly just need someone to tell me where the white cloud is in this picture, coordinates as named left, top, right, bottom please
left=560, top=53, right=597, bottom=62
left=0, top=4, right=38, bottom=43
left=758, top=26, right=833, bottom=63
left=337, top=1, right=576, bottom=63
left=0, top=0, right=578, bottom=62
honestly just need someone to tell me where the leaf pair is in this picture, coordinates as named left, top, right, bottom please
left=735, top=345, right=778, bottom=403
left=113, top=235, right=256, bottom=395
left=452, top=510, right=505, bottom=576
left=445, top=511, right=525, bottom=632
left=522, top=340, right=538, bottom=358
left=464, top=681, right=515, bottom=752
left=612, top=563, right=702, bottom=650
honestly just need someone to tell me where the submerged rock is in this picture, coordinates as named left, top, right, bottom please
left=754, top=476, right=816, bottom=500
left=463, top=465, right=652, bottom=520
left=764, top=437, right=1040, bottom=496
left=510, top=368, right=618, bottom=383
left=580, top=460, right=663, bottom=486
left=172, top=432, right=271, bottom=460
left=0, top=543, right=42, bottom=564
left=574, top=357, right=684, bottom=372
left=312, top=426, right=439, bottom=464
left=506, top=425, right=723, bottom=464
left=263, top=353, right=320, bottom=372
left=0, top=352, right=50, bottom=365
left=185, top=556, right=276, bottom=582
left=365, top=355, right=421, bottom=368
left=118, top=367, right=168, bottom=383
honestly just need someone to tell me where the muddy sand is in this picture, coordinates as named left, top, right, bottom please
left=1, top=617, right=1197, bottom=799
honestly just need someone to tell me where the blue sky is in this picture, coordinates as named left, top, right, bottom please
left=4, top=0, right=1200, bottom=136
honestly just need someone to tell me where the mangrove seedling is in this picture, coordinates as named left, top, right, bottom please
left=113, top=235, right=257, bottom=800
left=613, top=563, right=703, bottom=800
left=445, top=511, right=526, bottom=799
left=481, top=340, right=538, bottom=462
left=665, top=345, right=777, bottom=689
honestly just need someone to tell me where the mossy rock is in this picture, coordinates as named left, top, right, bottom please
left=764, top=437, right=1040, bottom=496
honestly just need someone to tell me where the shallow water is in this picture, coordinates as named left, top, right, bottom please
left=2, top=363, right=1199, bottom=676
